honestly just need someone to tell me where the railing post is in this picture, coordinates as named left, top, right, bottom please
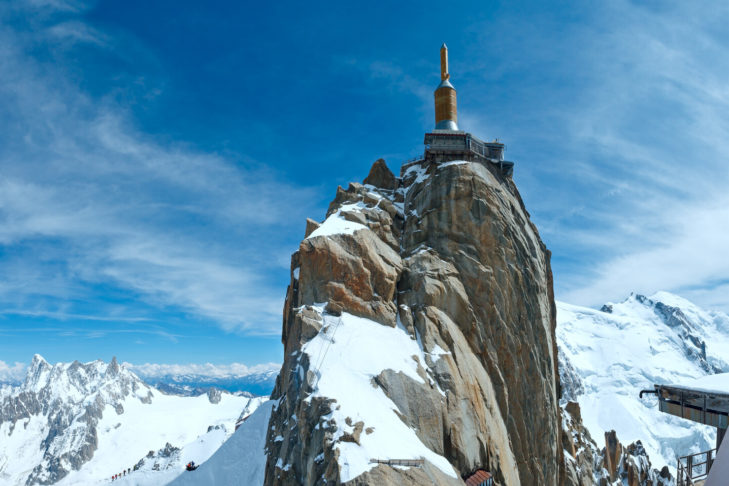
left=676, top=460, right=682, bottom=486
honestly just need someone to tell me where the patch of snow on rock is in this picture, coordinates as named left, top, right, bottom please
left=306, top=204, right=367, bottom=240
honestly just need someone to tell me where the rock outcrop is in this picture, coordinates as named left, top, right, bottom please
left=561, top=401, right=671, bottom=486
left=264, top=156, right=565, bottom=485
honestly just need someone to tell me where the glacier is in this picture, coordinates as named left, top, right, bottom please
left=557, top=291, right=729, bottom=475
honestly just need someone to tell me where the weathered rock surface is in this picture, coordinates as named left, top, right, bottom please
left=264, top=157, right=566, bottom=485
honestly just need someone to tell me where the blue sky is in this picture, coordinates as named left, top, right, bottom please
left=1, top=0, right=729, bottom=376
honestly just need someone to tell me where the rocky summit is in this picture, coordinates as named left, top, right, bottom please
left=263, top=157, right=564, bottom=485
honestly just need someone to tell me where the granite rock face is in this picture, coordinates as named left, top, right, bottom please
left=264, top=157, right=566, bottom=485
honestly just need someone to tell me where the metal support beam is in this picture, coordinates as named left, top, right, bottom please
left=718, top=427, right=726, bottom=450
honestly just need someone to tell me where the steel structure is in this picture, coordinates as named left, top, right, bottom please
left=426, top=45, right=515, bottom=177
left=641, top=384, right=729, bottom=448
left=423, top=130, right=514, bottom=176
left=641, top=383, right=729, bottom=486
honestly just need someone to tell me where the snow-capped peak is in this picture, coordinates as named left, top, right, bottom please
left=600, top=292, right=728, bottom=373
left=24, top=354, right=51, bottom=390
left=557, top=291, right=729, bottom=476
left=17, top=354, right=150, bottom=405
left=1, top=355, right=263, bottom=486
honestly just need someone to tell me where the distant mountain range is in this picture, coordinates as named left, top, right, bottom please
left=126, top=362, right=279, bottom=397
left=140, top=371, right=279, bottom=397
left=0, top=360, right=280, bottom=397
left=3, top=289, right=727, bottom=486
left=0, top=355, right=266, bottom=486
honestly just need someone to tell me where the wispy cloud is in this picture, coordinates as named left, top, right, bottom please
left=460, top=1, right=729, bottom=311
left=0, top=2, right=317, bottom=334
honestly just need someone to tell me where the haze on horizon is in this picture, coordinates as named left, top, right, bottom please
left=1, top=0, right=728, bottom=374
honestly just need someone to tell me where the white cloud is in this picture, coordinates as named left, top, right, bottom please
left=0, top=3, right=317, bottom=334
left=0, top=360, right=26, bottom=383
left=125, top=361, right=280, bottom=379
left=562, top=202, right=729, bottom=309
left=553, top=2, right=729, bottom=310
left=0, top=358, right=281, bottom=384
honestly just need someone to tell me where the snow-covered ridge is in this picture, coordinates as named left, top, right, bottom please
left=168, top=400, right=275, bottom=486
left=0, top=355, right=263, bottom=486
left=557, top=291, right=729, bottom=474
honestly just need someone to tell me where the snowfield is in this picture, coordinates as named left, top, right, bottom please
left=557, top=292, right=729, bottom=474
left=306, top=203, right=368, bottom=240
left=5, top=289, right=727, bottom=485
left=54, top=393, right=264, bottom=486
left=168, top=400, right=274, bottom=486
left=299, top=307, right=457, bottom=482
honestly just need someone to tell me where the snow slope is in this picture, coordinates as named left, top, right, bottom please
left=294, top=307, right=457, bottom=482
left=54, top=394, right=265, bottom=486
left=168, top=400, right=274, bottom=486
left=557, top=292, right=729, bottom=473
left=673, top=372, right=729, bottom=394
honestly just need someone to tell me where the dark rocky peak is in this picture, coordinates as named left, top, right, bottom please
left=67, top=360, right=82, bottom=373
left=634, top=293, right=651, bottom=305
left=363, top=158, right=398, bottom=190
left=561, top=402, right=671, bottom=485
left=24, top=354, right=51, bottom=389
left=207, top=387, right=222, bottom=404
left=107, top=356, right=120, bottom=376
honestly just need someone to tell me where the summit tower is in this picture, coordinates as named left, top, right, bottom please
left=434, top=44, right=458, bottom=130
left=422, top=44, right=514, bottom=176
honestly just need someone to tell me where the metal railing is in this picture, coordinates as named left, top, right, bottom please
left=677, top=448, right=717, bottom=486
left=369, top=458, right=424, bottom=468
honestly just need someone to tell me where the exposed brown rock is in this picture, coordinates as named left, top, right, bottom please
left=604, top=430, right=623, bottom=481
left=340, top=421, right=364, bottom=445
left=561, top=402, right=600, bottom=486
left=305, top=218, right=321, bottom=238
left=363, top=158, right=397, bottom=190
